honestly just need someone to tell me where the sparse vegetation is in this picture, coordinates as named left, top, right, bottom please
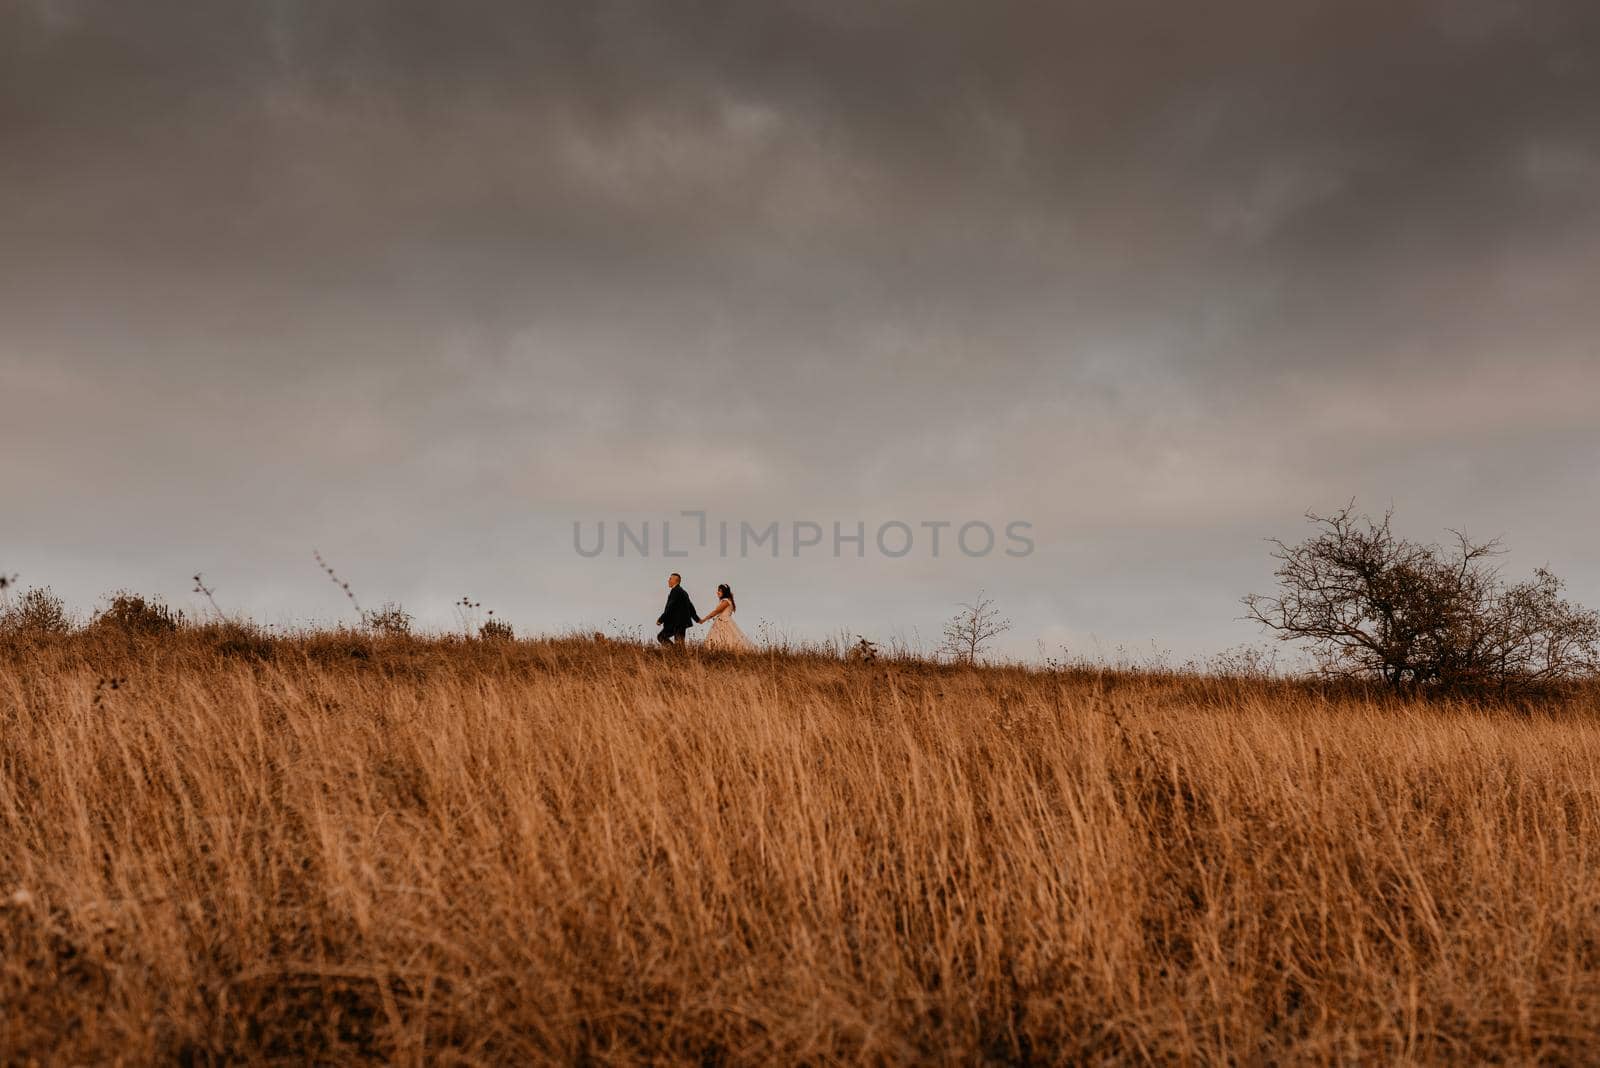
left=457, top=595, right=513, bottom=640
left=6, top=625, right=1600, bottom=1063
left=314, top=549, right=364, bottom=616
left=93, top=591, right=182, bottom=635
left=0, top=586, right=71, bottom=635
left=478, top=616, right=514, bottom=641
left=361, top=601, right=413, bottom=637
left=938, top=588, right=1012, bottom=664
left=192, top=572, right=224, bottom=619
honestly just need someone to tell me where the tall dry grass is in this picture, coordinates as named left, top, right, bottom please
left=4, top=628, right=1600, bottom=1063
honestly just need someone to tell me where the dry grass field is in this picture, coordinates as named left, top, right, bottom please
left=5, top=626, right=1600, bottom=1064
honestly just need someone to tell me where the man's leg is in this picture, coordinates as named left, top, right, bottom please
left=657, top=626, right=674, bottom=645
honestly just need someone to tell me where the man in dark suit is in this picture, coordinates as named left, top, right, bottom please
left=656, top=572, right=700, bottom=645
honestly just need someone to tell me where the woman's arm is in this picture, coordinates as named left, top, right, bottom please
left=701, top=599, right=729, bottom=621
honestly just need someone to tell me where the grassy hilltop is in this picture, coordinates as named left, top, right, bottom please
left=5, top=627, right=1600, bottom=1063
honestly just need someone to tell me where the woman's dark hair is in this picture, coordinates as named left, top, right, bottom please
left=717, top=583, right=735, bottom=611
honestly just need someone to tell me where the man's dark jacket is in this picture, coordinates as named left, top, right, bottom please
left=657, top=585, right=699, bottom=636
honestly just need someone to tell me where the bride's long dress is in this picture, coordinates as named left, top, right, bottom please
left=703, top=601, right=756, bottom=652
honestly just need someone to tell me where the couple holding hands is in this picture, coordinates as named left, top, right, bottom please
left=656, top=573, right=754, bottom=652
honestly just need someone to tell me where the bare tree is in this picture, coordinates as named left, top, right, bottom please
left=1245, top=503, right=1599, bottom=693
left=939, top=590, right=1012, bottom=665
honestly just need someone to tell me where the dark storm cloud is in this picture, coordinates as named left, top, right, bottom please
left=10, top=2, right=1597, bottom=278
left=3, top=1, right=1598, bottom=650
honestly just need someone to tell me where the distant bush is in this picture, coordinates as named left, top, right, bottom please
left=363, top=602, right=413, bottom=637
left=0, top=587, right=71, bottom=635
left=479, top=617, right=514, bottom=641
left=95, top=592, right=182, bottom=635
left=1204, top=644, right=1280, bottom=680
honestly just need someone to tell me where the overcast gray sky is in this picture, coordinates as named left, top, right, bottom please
left=3, top=0, right=1598, bottom=658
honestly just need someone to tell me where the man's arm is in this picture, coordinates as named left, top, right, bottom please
left=685, top=595, right=699, bottom=624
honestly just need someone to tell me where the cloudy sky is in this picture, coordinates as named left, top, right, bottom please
left=3, top=0, right=1598, bottom=658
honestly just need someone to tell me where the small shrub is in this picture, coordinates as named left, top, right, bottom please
left=849, top=636, right=879, bottom=664
left=1206, top=644, right=1280, bottom=680
left=363, top=602, right=413, bottom=637
left=95, top=592, right=182, bottom=635
left=479, top=617, right=514, bottom=641
left=0, top=587, right=71, bottom=634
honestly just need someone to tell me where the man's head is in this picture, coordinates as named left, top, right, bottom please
left=667, top=573, right=681, bottom=588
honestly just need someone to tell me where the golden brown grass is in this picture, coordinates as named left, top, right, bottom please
left=4, top=628, right=1600, bottom=1064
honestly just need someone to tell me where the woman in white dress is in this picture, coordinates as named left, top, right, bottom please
left=700, top=583, right=755, bottom=652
